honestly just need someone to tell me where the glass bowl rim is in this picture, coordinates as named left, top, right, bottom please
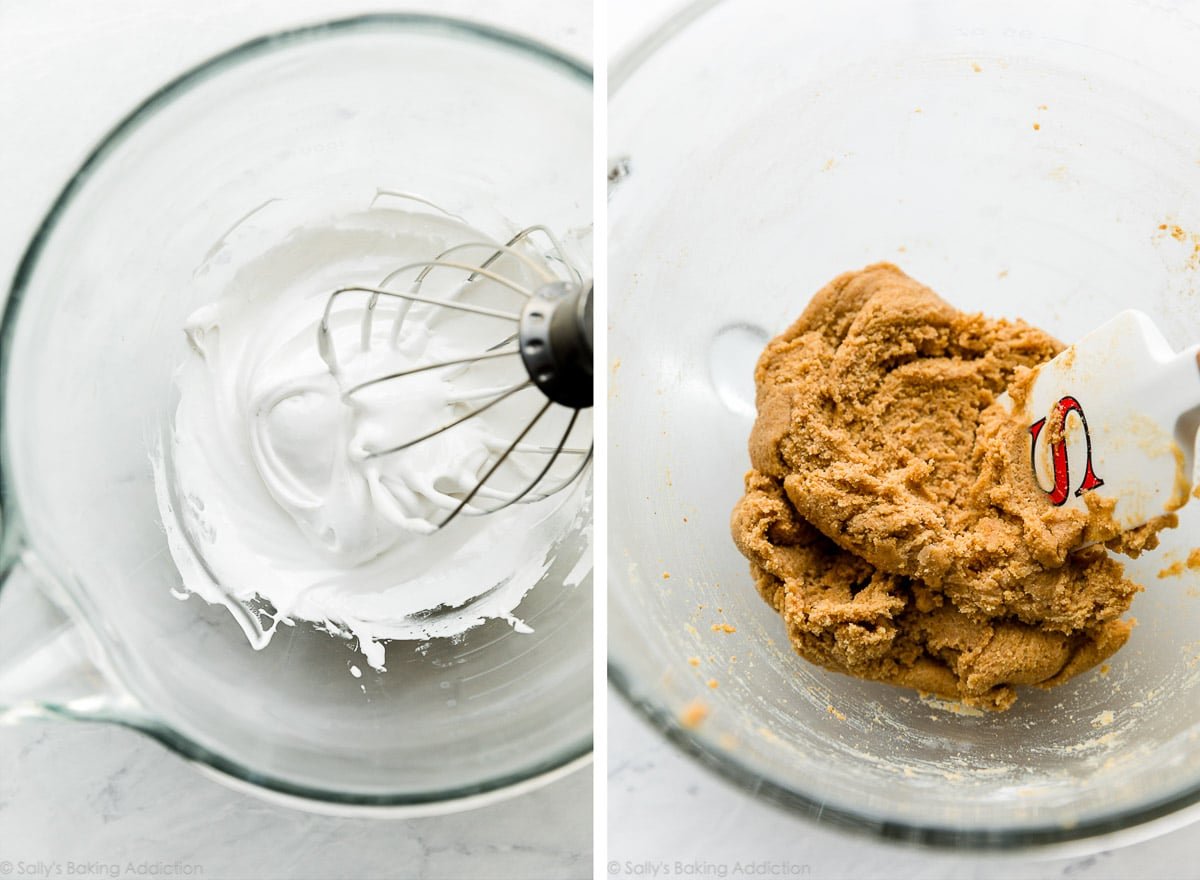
left=606, top=0, right=1200, bottom=850
left=0, top=12, right=592, bottom=812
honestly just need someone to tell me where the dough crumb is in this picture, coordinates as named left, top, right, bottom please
left=680, top=699, right=709, bottom=729
left=732, top=264, right=1172, bottom=710
left=711, top=623, right=737, bottom=633
left=1160, top=560, right=1185, bottom=579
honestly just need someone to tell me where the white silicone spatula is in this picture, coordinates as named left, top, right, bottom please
left=997, top=310, right=1200, bottom=532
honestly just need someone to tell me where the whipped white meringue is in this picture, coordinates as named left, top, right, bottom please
left=153, top=193, right=589, bottom=669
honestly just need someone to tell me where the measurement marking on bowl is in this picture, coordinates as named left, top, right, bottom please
left=709, top=324, right=770, bottom=418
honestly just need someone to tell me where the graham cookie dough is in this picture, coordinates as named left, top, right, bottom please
left=732, top=264, right=1173, bottom=710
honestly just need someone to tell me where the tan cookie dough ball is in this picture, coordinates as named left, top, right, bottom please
left=733, top=264, right=1167, bottom=709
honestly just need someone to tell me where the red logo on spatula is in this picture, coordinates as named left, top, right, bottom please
left=1028, top=395, right=1105, bottom=506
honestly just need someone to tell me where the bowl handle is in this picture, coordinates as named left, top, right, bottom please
left=0, top=550, right=140, bottom=723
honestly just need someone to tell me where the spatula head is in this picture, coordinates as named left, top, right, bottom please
left=998, top=310, right=1200, bottom=533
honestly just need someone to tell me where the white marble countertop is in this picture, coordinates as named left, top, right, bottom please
left=605, top=1, right=1199, bottom=878
left=1, top=721, right=590, bottom=880
left=0, top=2, right=590, bottom=879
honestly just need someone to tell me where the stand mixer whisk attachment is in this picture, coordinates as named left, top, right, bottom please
left=317, top=225, right=593, bottom=530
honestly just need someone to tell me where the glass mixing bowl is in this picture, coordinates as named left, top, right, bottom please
left=609, top=0, right=1200, bottom=849
left=0, top=15, right=592, bottom=813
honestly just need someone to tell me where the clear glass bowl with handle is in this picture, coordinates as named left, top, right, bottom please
left=609, top=0, right=1200, bottom=849
left=0, top=14, right=592, bottom=813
